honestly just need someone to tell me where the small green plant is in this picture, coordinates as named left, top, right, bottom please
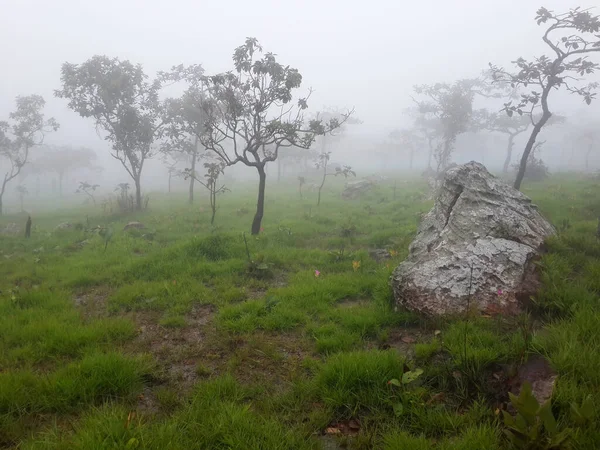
left=243, top=233, right=273, bottom=279
left=502, top=382, right=571, bottom=449
left=558, top=218, right=571, bottom=234
left=388, top=368, right=424, bottom=417
left=97, top=226, right=114, bottom=252
left=570, top=395, right=594, bottom=426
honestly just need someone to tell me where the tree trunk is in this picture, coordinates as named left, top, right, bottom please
left=251, top=165, right=267, bottom=235
left=514, top=114, right=551, bottom=191
left=210, top=189, right=216, bottom=225
left=189, top=158, right=196, bottom=204
left=0, top=178, right=7, bottom=216
left=586, top=141, right=594, bottom=170
left=427, top=138, right=433, bottom=170
left=277, top=158, right=282, bottom=183
left=134, top=177, right=142, bottom=210
left=189, top=139, right=198, bottom=204
left=503, top=134, right=515, bottom=174
left=317, top=164, right=327, bottom=206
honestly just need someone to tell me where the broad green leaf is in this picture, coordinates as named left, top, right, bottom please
left=393, top=402, right=404, bottom=417
left=388, top=379, right=402, bottom=388
left=401, top=368, right=423, bottom=385
left=538, top=401, right=558, bottom=436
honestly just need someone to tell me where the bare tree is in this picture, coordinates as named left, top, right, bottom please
left=56, top=56, right=167, bottom=209
left=491, top=6, right=600, bottom=190
left=0, top=95, right=59, bottom=215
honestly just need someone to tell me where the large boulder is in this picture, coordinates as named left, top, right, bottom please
left=391, top=161, right=555, bottom=316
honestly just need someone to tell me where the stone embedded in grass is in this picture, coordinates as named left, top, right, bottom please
left=391, top=161, right=555, bottom=317
left=0, top=222, right=20, bottom=235
left=54, top=222, right=73, bottom=231
left=124, top=221, right=145, bottom=231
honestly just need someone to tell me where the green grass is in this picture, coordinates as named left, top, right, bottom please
left=1, top=174, right=599, bottom=448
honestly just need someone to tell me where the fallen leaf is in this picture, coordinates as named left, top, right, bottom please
left=325, top=427, right=341, bottom=435
left=434, top=330, right=441, bottom=336
left=427, top=392, right=445, bottom=404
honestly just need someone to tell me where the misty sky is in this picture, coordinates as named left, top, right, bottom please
left=1, top=0, right=599, bottom=185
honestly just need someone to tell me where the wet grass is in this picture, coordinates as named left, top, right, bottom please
left=0, top=174, right=599, bottom=448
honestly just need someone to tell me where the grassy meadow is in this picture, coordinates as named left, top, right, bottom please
left=0, top=174, right=599, bottom=449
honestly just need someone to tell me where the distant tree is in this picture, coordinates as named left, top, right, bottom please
left=316, top=152, right=355, bottom=206
left=76, top=181, right=100, bottom=205
left=32, top=145, right=98, bottom=196
left=0, top=95, right=59, bottom=215
left=568, top=123, right=600, bottom=170
left=480, top=112, right=531, bottom=173
left=161, top=67, right=211, bottom=204
left=490, top=6, right=600, bottom=190
left=174, top=38, right=352, bottom=234
left=413, top=80, right=476, bottom=172
left=388, top=128, right=424, bottom=170
left=15, top=184, right=28, bottom=212
left=56, top=56, right=167, bottom=209
left=298, top=176, right=306, bottom=199
left=183, top=160, right=229, bottom=225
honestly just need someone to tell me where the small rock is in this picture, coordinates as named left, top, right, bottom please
left=369, top=248, right=391, bottom=263
left=124, top=221, right=145, bottom=230
left=0, top=223, right=20, bottom=235
left=513, top=356, right=557, bottom=406
left=55, top=222, right=73, bottom=231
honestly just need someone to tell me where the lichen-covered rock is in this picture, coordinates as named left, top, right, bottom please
left=391, top=161, right=555, bottom=316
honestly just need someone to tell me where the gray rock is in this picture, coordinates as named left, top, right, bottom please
left=369, top=248, right=391, bottom=262
left=391, top=161, right=555, bottom=316
left=124, top=221, right=145, bottom=230
left=341, top=179, right=375, bottom=200
left=0, top=223, right=20, bottom=235
left=55, top=222, right=73, bottom=231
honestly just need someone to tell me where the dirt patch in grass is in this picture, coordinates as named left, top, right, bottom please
left=224, top=331, right=313, bottom=388
left=377, top=327, right=427, bottom=356
left=335, top=298, right=371, bottom=309
left=124, top=304, right=216, bottom=413
left=73, top=288, right=111, bottom=320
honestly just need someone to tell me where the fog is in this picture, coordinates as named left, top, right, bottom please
left=1, top=0, right=599, bottom=210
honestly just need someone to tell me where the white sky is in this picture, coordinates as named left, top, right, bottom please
left=0, top=0, right=599, bottom=183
